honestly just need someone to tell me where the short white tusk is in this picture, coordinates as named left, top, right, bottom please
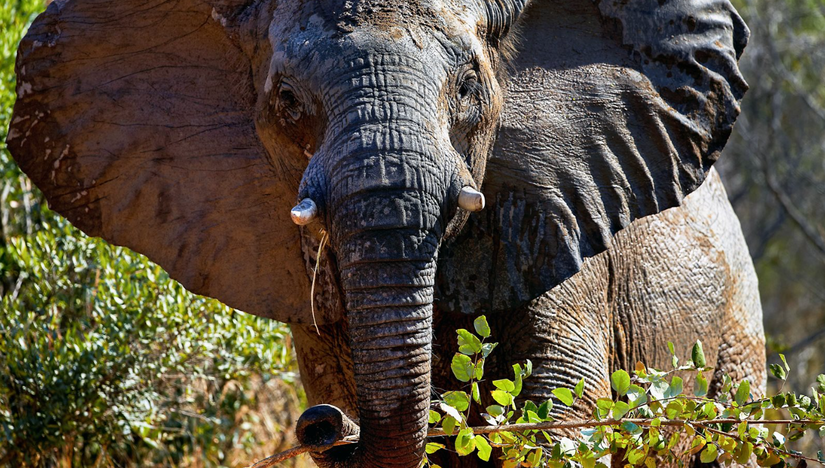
left=458, top=187, right=485, bottom=212
left=291, top=198, right=318, bottom=225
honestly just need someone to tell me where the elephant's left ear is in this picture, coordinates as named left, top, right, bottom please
left=7, top=0, right=318, bottom=322
left=437, top=0, right=749, bottom=314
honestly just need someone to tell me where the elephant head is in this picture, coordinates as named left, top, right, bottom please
left=7, top=0, right=748, bottom=467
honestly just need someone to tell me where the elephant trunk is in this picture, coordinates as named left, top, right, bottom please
left=300, top=223, right=438, bottom=468
left=298, top=124, right=451, bottom=467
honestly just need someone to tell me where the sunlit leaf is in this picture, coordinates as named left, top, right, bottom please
left=611, top=370, right=631, bottom=396
left=425, top=442, right=445, bottom=454
left=691, top=340, right=706, bottom=368
left=473, top=316, right=491, bottom=338
left=475, top=436, right=492, bottom=461
left=457, top=329, right=482, bottom=355
left=700, top=444, right=718, bottom=464
left=451, top=354, right=474, bottom=382
left=575, top=378, right=585, bottom=399
left=552, top=388, right=574, bottom=407
left=455, top=428, right=476, bottom=456
left=735, top=380, right=751, bottom=406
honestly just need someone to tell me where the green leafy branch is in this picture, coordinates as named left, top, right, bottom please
left=247, top=318, right=824, bottom=468
left=423, top=317, right=825, bottom=468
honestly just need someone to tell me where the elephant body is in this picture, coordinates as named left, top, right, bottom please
left=293, top=168, right=765, bottom=466
left=8, top=0, right=766, bottom=466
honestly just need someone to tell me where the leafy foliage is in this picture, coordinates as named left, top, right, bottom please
left=1, top=2, right=305, bottom=466
left=427, top=318, right=825, bottom=467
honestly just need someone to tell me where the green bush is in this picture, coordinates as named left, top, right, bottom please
left=1, top=2, right=305, bottom=467
left=427, top=318, right=825, bottom=468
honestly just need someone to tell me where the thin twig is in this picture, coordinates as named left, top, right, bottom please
left=245, top=437, right=358, bottom=468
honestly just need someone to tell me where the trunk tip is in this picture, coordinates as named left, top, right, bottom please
left=296, top=404, right=360, bottom=449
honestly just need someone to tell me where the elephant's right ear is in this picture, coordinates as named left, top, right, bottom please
left=437, top=0, right=749, bottom=314
left=7, top=0, right=321, bottom=323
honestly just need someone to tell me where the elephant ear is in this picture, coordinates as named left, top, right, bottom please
left=436, top=0, right=749, bottom=314
left=7, top=0, right=321, bottom=323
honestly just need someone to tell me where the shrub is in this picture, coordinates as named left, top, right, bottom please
left=1, top=2, right=306, bottom=466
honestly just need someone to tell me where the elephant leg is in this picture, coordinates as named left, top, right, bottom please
left=290, top=322, right=358, bottom=415
left=606, top=171, right=766, bottom=467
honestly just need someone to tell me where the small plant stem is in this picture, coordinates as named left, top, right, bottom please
left=244, top=437, right=358, bottom=468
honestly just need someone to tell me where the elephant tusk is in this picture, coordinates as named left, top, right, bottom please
left=458, top=186, right=485, bottom=212
left=291, top=198, right=318, bottom=225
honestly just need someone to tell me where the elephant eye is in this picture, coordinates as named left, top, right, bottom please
left=458, top=70, right=480, bottom=101
left=275, top=82, right=303, bottom=122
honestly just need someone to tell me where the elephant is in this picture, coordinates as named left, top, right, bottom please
left=7, top=0, right=766, bottom=466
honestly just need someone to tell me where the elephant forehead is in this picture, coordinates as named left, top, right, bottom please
left=267, top=1, right=480, bottom=75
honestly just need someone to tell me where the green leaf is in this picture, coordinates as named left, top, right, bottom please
left=475, top=436, right=492, bottom=461
left=486, top=404, right=505, bottom=417
left=779, top=353, right=790, bottom=371
left=512, top=366, right=523, bottom=397
left=428, top=410, right=441, bottom=425
left=451, top=354, right=474, bottom=382
left=457, top=329, right=482, bottom=355
left=691, top=340, right=706, bottom=368
left=443, top=391, right=470, bottom=412
left=735, top=442, right=753, bottom=465
left=695, top=372, right=709, bottom=397
left=627, top=448, right=646, bottom=465
left=668, top=342, right=676, bottom=355
left=735, top=380, right=750, bottom=406
left=442, top=416, right=457, bottom=435
left=627, top=385, right=648, bottom=408
left=425, top=442, right=445, bottom=454
left=471, top=359, right=483, bottom=381
left=700, top=444, right=718, bottom=463
left=574, top=378, right=585, bottom=399
left=552, top=387, right=574, bottom=407
left=611, top=370, right=631, bottom=396
left=666, top=376, right=683, bottom=398
left=527, top=447, right=543, bottom=466
left=481, top=342, right=497, bottom=358
left=665, top=400, right=684, bottom=419
left=770, top=363, right=787, bottom=380
left=473, top=316, right=491, bottom=338
left=596, top=398, right=614, bottom=413
left=492, top=390, right=513, bottom=407
left=455, top=428, right=476, bottom=456
left=493, top=379, right=515, bottom=392
left=471, top=382, right=480, bottom=404
left=612, top=401, right=630, bottom=419
left=537, top=400, right=552, bottom=420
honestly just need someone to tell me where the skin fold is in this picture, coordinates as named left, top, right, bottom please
left=7, top=0, right=764, bottom=466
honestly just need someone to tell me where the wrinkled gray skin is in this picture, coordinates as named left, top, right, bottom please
left=7, top=0, right=766, bottom=466
left=275, top=2, right=765, bottom=467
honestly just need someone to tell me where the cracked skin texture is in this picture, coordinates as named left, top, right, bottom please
left=8, top=0, right=764, bottom=466
left=293, top=168, right=766, bottom=467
